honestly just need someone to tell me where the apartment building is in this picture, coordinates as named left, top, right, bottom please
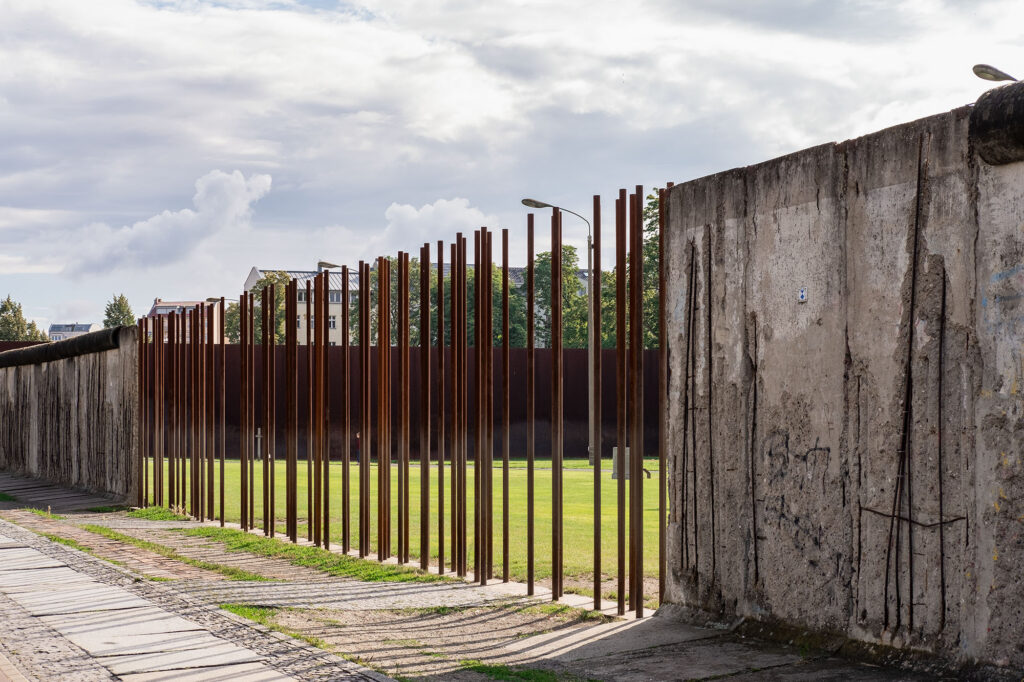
left=48, top=322, right=101, bottom=341
left=243, top=267, right=360, bottom=346
left=145, top=298, right=223, bottom=343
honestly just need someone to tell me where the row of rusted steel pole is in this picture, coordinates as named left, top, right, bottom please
left=137, top=187, right=661, bottom=617
left=136, top=300, right=226, bottom=526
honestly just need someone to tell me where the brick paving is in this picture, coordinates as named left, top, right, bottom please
left=0, top=509, right=223, bottom=581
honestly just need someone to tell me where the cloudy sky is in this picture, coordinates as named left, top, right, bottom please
left=0, top=0, right=1019, bottom=328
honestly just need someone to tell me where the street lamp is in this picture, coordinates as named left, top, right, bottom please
left=973, top=64, right=1017, bottom=82
left=521, top=198, right=597, bottom=466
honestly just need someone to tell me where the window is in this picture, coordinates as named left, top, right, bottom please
left=329, top=290, right=341, bottom=303
left=296, top=315, right=301, bottom=329
left=297, top=290, right=306, bottom=302
left=329, top=341, right=336, bottom=346
left=329, top=315, right=337, bottom=329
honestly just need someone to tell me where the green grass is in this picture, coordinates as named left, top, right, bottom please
left=35, top=531, right=127, bottom=569
left=80, top=524, right=268, bottom=581
left=220, top=604, right=328, bottom=649
left=512, top=602, right=612, bottom=623
left=127, top=506, right=189, bottom=521
left=148, top=457, right=662, bottom=583
left=220, top=603, right=278, bottom=624
left=41, top=532, right=89, bottom=551
left=459, top=660, right=569, bottom=681
left=25, top=508, right=63, bottom=519
left=0, top=492, right=15, bottom=502
left=180, top=526, right=452, bottom=583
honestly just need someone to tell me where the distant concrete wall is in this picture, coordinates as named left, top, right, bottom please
left=663, top=83, right=1024, bottom=669
left=0, top=327, right=137, bottom=500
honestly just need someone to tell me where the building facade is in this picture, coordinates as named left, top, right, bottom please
left=145, top=298, right=223, bottom=343
left=48, top=323, right=101, bottom=342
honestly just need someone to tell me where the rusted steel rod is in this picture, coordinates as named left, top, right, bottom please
left=419, top=244, right=431, bottom=571
left=248, top=293, right=256, bottom=528
left=449, top=241, right=458, bottom=574
left=616, top=190, right=627, bottom=616
left=473, top=231, right=481, bottom=583
left=181, top=313, right=188, bottom=509
left=551, top=208, right=564, bottom=601
left=458, top=235, right=468, bottom=577
left=271, top=285, right=279, bottom=537
left=592, top=194, right=602, bottom=611
left=312, top=274, right=323, bottom=546
left=207, top=303, right=215, bottom=520
left=191, top=307, right=199, bottom=519
left=306, top=279, right=313, bottom=541
left=155, top=316, right=164, bottom=507
left=321, top=271, right=331, bottom=549
left=631, top=186, right=645, bottom=618
left=398, top=252, right=409, bottom=564
left=437, top=240, right=446, bottom=575
left=526, top=214, right=535, bottom=596
left=198, top=305, right=205, bottom=521
left=219, top=299, right=226, bottom=524
left=342, top=266, right=351, bottom=553
left=359, top=261, right=371, bottom=557
left=286, top=280, right=298, bottom=541
left=483, top=227, right=491, bottom=577
left=376, top=257, right=387, bottom=559
left=240, top=295, right=248, bottom=529
left=502, top=228, right=510, bottom=583
left=266, top=286, right=274, bottom=532
left=167, top=314, right=176, bottom=510
left=136, top=317, right=145, bottom=507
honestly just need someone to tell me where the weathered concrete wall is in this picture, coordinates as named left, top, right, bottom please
left=664, top=83, right=1024, bottom=669
left=0, top=327, right=137, bottom=500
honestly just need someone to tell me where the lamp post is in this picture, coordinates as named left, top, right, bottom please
left=973, top=64, right=1017, bottom=82
left=522, top=198, right=597, bottom=465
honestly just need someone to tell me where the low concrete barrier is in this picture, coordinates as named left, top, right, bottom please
left=0, top=326, right=137, bottom=499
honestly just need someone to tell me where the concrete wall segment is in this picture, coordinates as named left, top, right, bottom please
left=663, top=92, right=1024, bottom=672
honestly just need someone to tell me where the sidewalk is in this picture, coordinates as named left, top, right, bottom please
left=0, top=520, right=390, bottom=681
left=0, top=472, right=937, bottom=681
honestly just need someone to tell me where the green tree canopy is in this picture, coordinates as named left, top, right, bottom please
left=224, top=271, right=289, bottom=344
left=0, top=295, right=48, bottom=342
left=103, top=293, right=135, bottom=328
left=530, top=245, right=588, bottom=348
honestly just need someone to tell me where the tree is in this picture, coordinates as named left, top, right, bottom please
left=103, top=293, right=135, bottom=328
left=0, top=295, right=48, bottom=342
left=530, top=245, right=588, bottom=348
left=597, top=189, right=662, bottom=349
left=223, top=271, right=289, bottom=344
left=349, top=257, right=528, bottom=349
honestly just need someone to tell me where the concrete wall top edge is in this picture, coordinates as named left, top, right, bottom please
left=668, top=104, right=975, bottom=221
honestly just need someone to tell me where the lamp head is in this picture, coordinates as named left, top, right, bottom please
left=521, top=198, right=553, bottom=209
left=974, top=64, right=1017, bottom=82
left=317, top=260, right=341, bottom=271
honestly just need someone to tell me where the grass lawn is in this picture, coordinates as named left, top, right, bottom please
left=147, top=456, right=662, bottom=582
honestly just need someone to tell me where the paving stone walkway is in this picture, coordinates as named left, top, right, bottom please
left=0, top=514, right=389, bottom=680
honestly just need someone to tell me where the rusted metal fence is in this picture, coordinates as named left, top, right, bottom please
left=137, top=187, right=665, bottom=616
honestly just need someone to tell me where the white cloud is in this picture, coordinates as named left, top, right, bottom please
left=66, top=170, right=271, bottom=276
left=375, top=198, right=498, bottom=258
left=2, top=0, right=1023, bottom=322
